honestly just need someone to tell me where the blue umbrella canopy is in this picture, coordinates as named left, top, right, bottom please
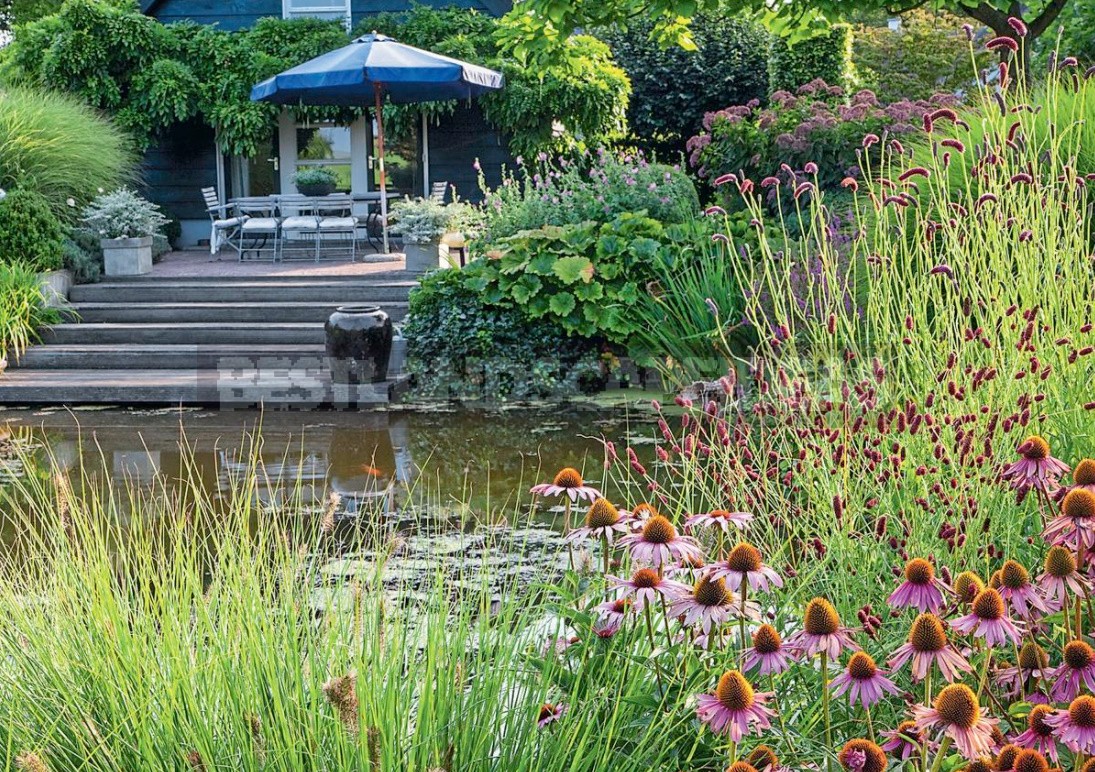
left=250, top=32, right=504, bottom=106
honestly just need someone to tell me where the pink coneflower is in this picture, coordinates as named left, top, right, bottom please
left=1009, top=749, right=1049, bottom=772
left=1050, top=640, right=1095, bottom=702
left=1002, top=435, right=1070, bottom=497
left=743, top=623, right=791, bottom=675
left=669, top=575, right=746, bottom=633
left=695, top=670, right=775, bottom=741
left=786, top=598, right=859, bottom=660
left=996, top=560, right=1050, bottom=619
left=889, top=613, right=973, bottom=682
left=953, top=571, right=986, bottom=605
left=623, top=501, right=660, bottom=526
left=745, top=745, right=786, bottom=772
left=881, top=721, right=922, bottom=762
left=830, top=651, right=901, bottom=709
left=888, top=558, right=948, bottom=614
left=996, top=640, right=1051, bottom=697
left=530, top=467, right=601, bottom=503
left=705, top=542, right=783, bottom=593
left=1014, top=704, right=1060, bottom=762
left=685, top=508, right=752, bottom=534
left=618, top=515, right=703, bottom=569
left=565, top=498, right=629, bottom=544
left=837, top=739, right=888, bottom=772
left=912, top=683, right=999, bottom=760
left=1044, top=695, right=1095, bottom=753
left=546, top=635, right=579, bottom=655
left=951, top=588, right=1023, bottom=648
left=594, top=598, right=631, bottom=625
left=1036, top=545, right=1090, bottom=611
left=1044, top=489, right=1095, bottom=549
left=592, top=614, right=622, bottom=638
left=537, top=702, right=566, bottom=728
left=607, top=567, right=688, bottom=610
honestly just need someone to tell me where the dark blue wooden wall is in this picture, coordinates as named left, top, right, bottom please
left=428, top=103, right=511, bottom=203
left=140, top=119, right=219, bottom=222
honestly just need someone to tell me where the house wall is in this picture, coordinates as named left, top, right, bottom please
left=427, top=103, right=510, bottom=203
left=139, top=119, right=220, bottom=247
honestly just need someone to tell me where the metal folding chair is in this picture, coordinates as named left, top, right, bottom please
left=202, top=187, right=248, bottom=259
left=278, top=195, right=321, bottom=261
left=315, top=194, right=358, bottom=262
left=235, top=197, right=280, bottom=261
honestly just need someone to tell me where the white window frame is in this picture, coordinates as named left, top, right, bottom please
left=282, top=0, right=351, bottom=30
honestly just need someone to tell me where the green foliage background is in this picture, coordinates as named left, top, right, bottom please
left=767, top=23, right=854, bottom=94
left=0, top=189, right=64, bottom=271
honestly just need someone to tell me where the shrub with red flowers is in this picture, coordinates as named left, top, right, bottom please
left=686, top=79, right=959, bottom=199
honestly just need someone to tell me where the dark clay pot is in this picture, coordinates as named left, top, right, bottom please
left=325, top=305, right=393, bottom=384
left=298, top=182, right=336, bottom=196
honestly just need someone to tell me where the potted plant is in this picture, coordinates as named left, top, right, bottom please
left=292, top=167, right=339, bottom=196
left=83, top=189, right=169, bottom=277
left=390, top=197, right=452, bottom=273
left=0, top=187, right=70, bottom=302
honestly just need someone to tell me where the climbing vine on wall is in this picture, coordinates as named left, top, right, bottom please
left=0, top=0, right=631, bottom=158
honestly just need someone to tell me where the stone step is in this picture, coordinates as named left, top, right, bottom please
left=65, top=301, right=409, bottom=324
left=44, top=322, right=329, bottom=346
left=0, top=369, right=404, bottom=406
left=70, top=280, right=418, bottom=304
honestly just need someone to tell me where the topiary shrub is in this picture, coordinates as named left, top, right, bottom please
left=62, top=232, right=102, bottom=285
left=599, top=15, right=769, bottom=156
left=768, top=24, right=853, bottom=96
left=0, top=189, right=65, bottom=271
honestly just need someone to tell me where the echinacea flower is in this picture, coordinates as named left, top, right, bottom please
left=618, top=515, right=703, bottom=569
left=830, top=651, right=901, bottom=709
left=962, top=757, right=996, bottom=772
left=1044, top=489, right=1095, bottom=549
left=726, top=764, right=758, bottom=772
left=1064, top=459, right=1095, bottom=496
left=743, top=623, right=791, bottom=675
left=685, top=509, right=752, bottom=534
left=954, top=571, right=986, bottom=605
left=881, top=720, right=922, bottom=761
left=889, top=613, right=973, bottom=682
left=996, top=560, right=1050, bottom=618
left=746, top=745, right=784, bottom=772
left=837, top=739, right=887, bottom=772
left=607, top=567, right=688, bottom=610
left=951, top=588, right=1023, bottom=647
left=694, top=670, right=775, bottom=741
left=1044, top=694, right=1095, bottom=753
left=786, top=597, right=859, bottom=660
left=995, top=744, right=1021, bottom=771
left=670, top=575, right=748, bottom=633
left=705, top=542, right=783, bottom=593
left=592, top=614, right=622, bottom=638
left=624, top=501, right=660, bottom=525
left=1050, top=640, right=1095, bottom=702
left=537, top=702, right=566, bottom=728
left=912, top=683, right=999, bottom=760
left=566, top=498, right=629, bottom=544
left=1014, top=704, right=1060, bottom=762
left=1036, top=545, right=1090, bottom=611
left=1002, top=436, right=1069, bottom=497
left=888, top=558, right=948, bottom=613
left=1009, top=749, right=1050, bottom=772
left=530, top=467, right=601, bottom=503
left=996, top=640, right=1051, bottom=697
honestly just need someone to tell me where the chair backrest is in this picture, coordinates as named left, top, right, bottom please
left=201, top=187, right=220, bottom=212
left=429, top=181, right=448, bottom=204
left=312, top=194, right=353, bottom=217
left=277, top=194, right=318, bottom=217
left=234, top=196, right=278, bottom=217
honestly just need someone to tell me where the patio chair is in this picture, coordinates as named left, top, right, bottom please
left=202, top=187, right=248, bottom=258
left=277, top=195, right=322, bottom=261
left=315, top=194, right=358, bottom=261
left=235, top=197, right=281, bottom=261
left=429, top=181, right=449, bottom=204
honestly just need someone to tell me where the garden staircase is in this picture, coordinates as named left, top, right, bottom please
left=0, top=274, right=416, bottom=406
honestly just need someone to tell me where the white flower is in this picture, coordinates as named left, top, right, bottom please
left=66, top=197, right=76, bottom=207
left=0, top=188, right=6, bottom=202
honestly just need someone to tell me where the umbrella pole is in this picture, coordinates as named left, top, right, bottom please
left=374, top=83, right=390, bottom=255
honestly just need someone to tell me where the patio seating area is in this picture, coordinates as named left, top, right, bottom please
left=204, top=188, right=402, bottom=262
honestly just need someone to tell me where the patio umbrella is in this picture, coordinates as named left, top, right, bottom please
left=251, top=32, right=504, bottom=254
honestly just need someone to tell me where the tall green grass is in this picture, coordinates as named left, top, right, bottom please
left=0, top=261, right=58, bottom=362
left=0, top=86, right=135, bottom=217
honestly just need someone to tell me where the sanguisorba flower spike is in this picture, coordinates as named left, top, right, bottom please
left=1044, top=695, right=1095, bottom=754
left=685, top=508, right=753, bottom=534
left=1002, top=435, right=1070, bottom=498
left=743, top=624, right=790, bottom=676
left=912, top=683, right=999, bottom=760
left=889, top=613, right=973, bottom=682
left=704, top=542, right=783, bottom=593
left=1044, top=489, right=1095, bottom=550
left=888, top=557, right=949, bottom=614
left=565, top=498, right=629, bottom=544
left=829, top=651, right=901, bottom=709
left=786, top=598, right=859, bottom=660
left=618, top=514, right=703, bottom=569
left=606, top=567, right=688, bottom=610
left=694, top=670, right=775, bottom=741
left=950, top=588, right=1023, bottom=647
left=530, top=467, right=601, bottom=503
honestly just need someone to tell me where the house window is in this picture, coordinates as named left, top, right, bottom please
left=296, top=123, right=353, bottom=192
left=283, top=0, right=351, bottom=29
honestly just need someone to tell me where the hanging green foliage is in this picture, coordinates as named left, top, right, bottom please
left=1, top=0, right=630, bottom=159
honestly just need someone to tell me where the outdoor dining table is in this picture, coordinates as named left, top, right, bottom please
left=227, top=191, right=402, bottom=254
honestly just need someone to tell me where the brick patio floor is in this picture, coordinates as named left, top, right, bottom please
left=151, top=249, right=407, bottom=278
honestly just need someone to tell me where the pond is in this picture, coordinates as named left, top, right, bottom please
left=0, top=399, right=659, bottom=547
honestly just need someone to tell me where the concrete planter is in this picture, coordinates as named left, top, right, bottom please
left=38, top=269, right=72, bottom=308
left=102, top=235, right=153, bottom=277
left=403, top=241, right=439, bottom=273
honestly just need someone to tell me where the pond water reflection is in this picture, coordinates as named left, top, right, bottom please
left=0, top=403, right=657, bottom=540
